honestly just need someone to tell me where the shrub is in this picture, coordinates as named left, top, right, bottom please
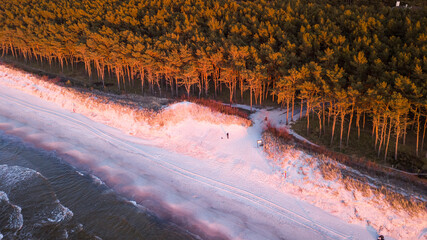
left=181, top=96, right=249, bottom=120
left=265, top=121, right=292, bottom=141
left=264, top=121, right=427, bottom=191
left=262, top=126, right=427, bottom=217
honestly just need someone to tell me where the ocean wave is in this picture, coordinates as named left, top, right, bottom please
left=0, top=191, right=7, bottom=201
left=0, top=190, right=24, bottom=237
left=44, top=203, right=74, bottom=225
left=90, top=174, right=106, bottom=186
left=0, top=165, right=46, bottom=190
left=0, top=165, right=73, bottom=238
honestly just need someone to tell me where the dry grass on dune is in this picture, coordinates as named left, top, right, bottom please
left=181, top=97, right=250, bottom=120
left=262, top=125, right=426, bottom=217
left=262, top=128, right=427, bottom=239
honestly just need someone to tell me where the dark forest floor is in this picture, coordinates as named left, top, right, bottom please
left=291, top=114, right=427, bottom=175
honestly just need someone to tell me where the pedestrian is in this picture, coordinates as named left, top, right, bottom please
left=226, top=133, right=229, bottom=139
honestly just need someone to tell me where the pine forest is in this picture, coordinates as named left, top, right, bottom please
left=0, top=0, right=426, bottom=173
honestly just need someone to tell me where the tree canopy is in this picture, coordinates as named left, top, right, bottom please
left=0, top=0, right=426, bottom=168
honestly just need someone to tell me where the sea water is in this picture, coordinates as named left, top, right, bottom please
left=0, top=132, right=198, bottom=240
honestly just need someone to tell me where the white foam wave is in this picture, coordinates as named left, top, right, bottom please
left=0, top=191, right=8, bottom=201
left=0, top=165, right=73, bottom=228
left=45, top=203, right=74, bottom=224
left=0, top=165, right=45, bottom=188
left=0, top=190, right=24, bottom=233
left=128, top=200, right=137, bottom=206
left=90, top=174, right=105, bottom=186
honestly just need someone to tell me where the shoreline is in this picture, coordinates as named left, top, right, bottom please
left=1, top=63, right=426, bottom=239
left=0, top=132, right=199, bottom=240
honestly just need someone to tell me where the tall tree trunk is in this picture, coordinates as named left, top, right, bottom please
left=378, top=115, right=387, bottom=157
left=291, top=95, right=295, bottom=122
left=229, top=83, right=233, bottom=104
left=271, top=77, right=274, bottom=103
left=263, top=82, right=266, bottom=102
left=115, top=67, right=121, bottom=91
left=384, top=118, right=392, bottom=162
left=300, top=99, right=304, bottom=120
left=286, top=99, right=290, bottom=125
left=157, top=80, right=162, bottom=97
left=186, top=85, right=190, bottom=98
left=374, top=117, right=379, bottom=149
left=339, top=112, right=345, bottom=150
left=256, top=89, right=258, bottom=104
left=363, top=112, right=366, bottom=129
left=415, top=111, right=420, bottom=157
left=395, top=117, right=401, bottom=161
left=140, top=68, right=145, bottom=95
left=198, top=81, right=202, bottom=98
left=346, top=106, right=354, bottom=146
left=356, top=109, right=361, bottom=140
left=306, top=101, right=310, bottom=136
left=250, top=87, right=253, bottom=111
left=240, top=76, right=244, bottom=102
left=331, top=114, right=337, bottom=145
left=422, top=118, right=426, bottom=155
left=403, top=114, right=408, bottom=145
left=214, top=75, right=218, bottom=98
left=175, top=78, right=179, bottom=97
left=322, top=100, right=326, bottom=135
left=234, top=79, right=238, bottom=102
left=170, top=78, right=174, bottom=97
left=205, top=73, right=209, bottom=96
left=372, top=116, right=376, bottom=139
left=10, top=43, right=15, bottom=57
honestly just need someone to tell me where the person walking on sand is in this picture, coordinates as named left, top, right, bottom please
left=226, top=133, right=229, bottom=139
